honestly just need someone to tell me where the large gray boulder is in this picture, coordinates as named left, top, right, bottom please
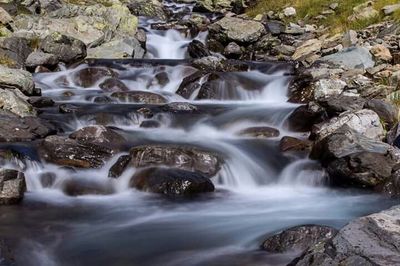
left=0, top=37, right=32, bottom=68
left=0, top=88, right=37, bottom=117
left=290, top=205, right=400, bottom=266
left=0, top=65, right=36, bottom=96
left=87, top=38, right=145, bottom=59
left=0, top=168, right=26, bottom=205
left=319, top=47, right=374, bottom=69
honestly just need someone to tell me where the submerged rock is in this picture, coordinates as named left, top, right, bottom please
left=188, top=39, right=211, bottom=59
left=69, top=125, right=126, bottom=150
left=192, top=56, right=249, bottom=72
left=238, top=126, right=280, bottom=138
left=62, top=178, right=113, bottom=196
left=0, top=168, right=26, bottom=205
left=110, top=91, right=167, bottom=104
left=72, top=67, right=117, bottom=88
left=130, top=167, right=214, bottom=196
left=279, top=137, right=312, bottom=152
left=108, top=155, right=131, bottom=178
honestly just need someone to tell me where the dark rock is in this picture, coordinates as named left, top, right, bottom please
left=364, top=99, right=398, bottom=129
left=40, top=32, right=87, bottom=64
left=0, top=238, right=16, bottom=265
left=140, top=120, right=161, bottom=128
left=28, top=96, right=55, bottom=108
left=318, top=96, right=365, bottom=117
left=262, top=225, right=338, bottom=253
left=223, top=42, right=242, bottom=59
left=130, top=144, right=222, bottom=177
left=379, top=169, right=400, bottom=197
left=155, top=72, right=169, bottom=87
left=239, top=126, right=280, bottom=138
left=0, top=114, right=56, bottom=142
left=39, top=172, right=56, bottom=188
left=110, top=91, right=167, bottom=104
left=280, top=137, right=312, bottom=152
left=63, top=179, right=113, bottom=196
left=130, top=167, right=214, bottom=196
left=188, top=39, right=211, bottom=58
left=176, top=71, right=205, bottom=99
left=137, top=107, right=154, bottom=118
left=59, top=103, right=78, bottom=113
left=266, top=21, right=286, bottom=35
left=0, top=37, right=32, bottom=68
left=108, top=155, right=131, bottom=178
left=73, top=67, right=117, bottom=88
left=192, top=56, right=249, bottom=72
left=69, top=125, right=125, bottom=150
left=288, top=74, right=314, bottom=104
left=0, top=168, right=26, bottom=205
left=287, top=102, right=327, bottom=132
left=38, top=135, right=113, bottom=168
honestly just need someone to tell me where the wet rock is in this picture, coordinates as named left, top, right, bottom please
left=63, top=178, right=113, bottom=196
left=130, top=144, right=222, bottom=177
left=262, top=225, right=337, bottom=253
left=311, top=109, right=384, bottom=141
left=176, top=71, right=205, bottom=99
left=162, top=102, right=198, bottom=113
left=319, top=47, right=374, bottom=69
left=72, top=67, right=117, bottom=88
left=187, top=39, right=211, bottom=59
left=39, top=172, right=56, bottom=188
left=238, top=126, right=280, bottom=138
left=288, top=74, right=314, bottom=104
left=108, top=155, right=131, bottom=178
left=110, top=91, right=167, bottom=104
left=99, top=78, right=129, bottom=92
left=288, top=102, right=328, bottom=132
left=0, top=114, right=56, bottom=142
left=279, top=137, right=312, bottom=152
left=40, top=32, right=87, bottom=64
left=69, top=125, right=125, bottom=149
left=318, top=96, right=365, bottom=117
left=223, top=42, right=242, bottom=59
left=127, top=0, right=168, bottom=20
left=0, top=88, right=37, bottom=117
left=290, top=205, right=400, bottom=266
left=0, top=168, right=26, bottom=205
left=208, top=17, right=265, bottom=44
left=130, top=167, right=214, bottom=196
left=364, top=99, right=398, bottom=129
left=140, top=120, right=161, bottom=128
left=370, top=44, right=392, bottom=63
left=59, top=103, right=78, bottom=113
left=0, top=37, right=32, bottom=68
left=38, top=135, right=113, bottom=168
left=192, top=56, right=248, bottom=72
left=0, top=65, right=36, bottom=96
left=25, top=51, right=59, bottom=69
left=87, top=38, right=145, bottom=59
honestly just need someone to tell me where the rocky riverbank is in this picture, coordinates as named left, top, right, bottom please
left=0, top=0, right=399, bottom=265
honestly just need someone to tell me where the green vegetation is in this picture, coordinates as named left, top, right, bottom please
left=247, top=0, right=400, bottom=33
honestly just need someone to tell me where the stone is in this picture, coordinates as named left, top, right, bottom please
left=28, top=96, right=54, bottom=108
left=283, top=7, right=296, bottom=17
left=0, top=88, right=37, bottom=117
left=40, top=32, right=87, bottom=64
left=0, top=37, right=32, bottom=68
left=279, top=136, right=312, bottom=152
left=348, top=1, right=379, bottom=21
left=140, top=120, right=161, bottom=128
left=262, top=225, right=338, bottom=253
left=69, top=125, right=125, bottom=150
left=193, top=0, right=234, bottom=13
left=370, top=44, right=392, bottom=63
left=110, top=91, right=167, bottom=104
left=292, top=39, right=322, bottom=61
left=290, top=205, right=400, bottom=266
left=238, top=126, right=280, bottom=138
left=311, top=109, right=385, bottom=141
left=209, top=17, right=265, bottom=44
left=187, top=39, right=211, bottom=59
left=72, top=67, right=117, bottom=88
left=176, top=71, right=204, bottom=99
left=38, top=135, right=113, bottom=168
left=318, top=95, right=365, bottom=117
left=108, top=155, right=131, bottom=178
left=313, top=79, right=348, bottom=100
left=99, top=78, right=129, bottom=92
left=223, top=42, right=242, bottom=58
left=62, top=178, right=113, bottom=196
left=127, top=0, right=168, bottom=20
left=319, top=47, right=375, bottom=69
left=0, top=7, right=12, bottom=25
left=25, top=51, right=59, bottom=68
left=288, top=102, right=328, bottom=132
left=364, top=99, right=398, bottom=129
left=0, top=169, right=26, bottom=205
left=342, top=30, right=358, bottom=48
left=0, top=65, right=36, bottom=96
left=130, top=144, right=222, bottom=177
left=382, top=4, right=400, bottom=15
left=87, top=38, right=145, bottom=59
left=192, top=56, right=248, bottom=72
left=130, top=167, right=214, bottom=196
left=162, top=102, right=198, bottom=113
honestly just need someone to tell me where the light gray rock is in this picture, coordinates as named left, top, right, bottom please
left=348, top=1, right=379, bottom=21
left=342, top=30, right=358, bottom=48
left=25, top=51, right=59, bottom=68
left=209, top=17, right=265, bottom=43
left=283, top=7, right=296, bottom=17
left=320, top=47, right=375, bottom=69
left=0, top=169, right=26, bottom=205
left=40, top=32, right=86, bottom=63
left=292, top=39, right=322, bottom=60
left=382, top=4, right=400, bottom=15
left=87, top=38, right=145, bottom=59
left=313, top=79, right=349, bottom=100
left=0, top=89, right=37, bottom=117
left=0, top=65, right=35, bottom=95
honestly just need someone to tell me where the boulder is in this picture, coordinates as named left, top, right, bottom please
left=69, top=125, right=125, bottom=149
left=99, top=78, right=129, bottom=92
left=262, top=225, right=338, bottom=253
left=313, top=79, right=351, bottom=100
left=208, top=17, right=265, bottom=44
left=187, top=39, right=211, bottom=59
left=0, top=114, right=56, bottom=142
left=318, top=96, right=365, bottom=117
left=192, top=56, right=248, bottom=72
left=238, top=126, right=280, bottom=138
left=0, top=65, right=36, bottom=96
left=140, top=120, right=161, bottom=128
left=87, top=38, right=145, bottom=59
left=28, top=96, right=55, bottom=108
left=0, top=88, right=37, bottom=117
left=370, top=44, right=392, bottom=63
left=311, top=109, right=384, bottom=141
left=0, top=37, right=32, bottom=68
left=292, top=39, right=322, bottom=61
left=0, top=169, right=26, bottom=205
left=348, top=1, right=379, bottom=21
left=342, top=30, right=358, bottom=48
left=223, top=42, right=242, bottom=58
left=130, top=167, right=214, bottom=196
left=25, top=51, right=59, bottom=69
left=279, top=137, right=312, bottom=152
left=162, top=102, right=198, bottom=113
left=38, top=135, right=113, bottom=168
left=287, top=102, right=328, bottom=132
left=40, top=32, right=87, bottom=64
left=62, top=178, right=113, bottom=196
left=110, top=91, right=167, bottom=104
left=193, top=0, right=234, bottom=13
left=290, top=205, right=400, bottom=266
left=319, top=47, right=374, bottom=69
left=72, top=67, right=117, bottom=88
left=364, top=99, right=398, bottom=129
left=127, top=0, right=168, bottom=20
left=130, top=144, right=222, bottom=177
left=176, top=71, right=205, bottom=99
left=108, top=155, right=131, bottom=178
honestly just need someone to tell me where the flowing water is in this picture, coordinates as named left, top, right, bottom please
left=0, top=2, right=396, bottom=266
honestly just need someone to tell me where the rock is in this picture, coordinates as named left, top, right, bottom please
left=87, top=38, right=145, bottom=59
left=130, top=144, right=221, bottom=177
left=162, top=102, right=198, bottom=113
left=193, top=0, right=234, bottom=13
left=0, top=37, right=32, bottom=68
left=127, top=0, right=168, bottom=20
left=283, top=7, right=296, bottom=17
left=319, top=47, right=374, bottom=69
left=262, top=225, right=338, bottom=253
left=62, top=178, right=113, bottom=196
left=0, top=114, right=55, bottom=142
left=99, top=78, right=129, bottom=92
left=130, top=167, right=214, bottom=196
left=140, top=120, right=161, bottom=128
left=382, top=4, right=400, bottom=15
left=176, top=71, right=204, bottom=99
left=348, top=1, right=379, bottom=21
left=25, top=51, right=59, bottom=68
left=40, top=32, right=87, bottom=64
left=28, top=96, right=54, bottom=108
left=192, top=56, right=248, bottom=72
left=288, top=102, right=328, bottom=132
left=313, top=79, right=348, bottom=100
left=38, top=135, right=113, bottom=168
left=370, top=44, right=392, bottom=63
left=69, top=125, right=125, bottom=149
left=318, top=96, right=365, bottom=117
left=187, top=39, right=211, bottom=59
left=72, top=67, right=117, bottom=88
left=342, top=30, right=358, bottom=48
left=364, top=99, right=398, bottom=129
left=209, top=17, right=265, bottom=44
left=223, top=42, right=242, bottom=58
left=0, top=7, right=12, bottom=25
left=0, top=88, right=37, bottom=117
left=290, top=205, right=400, bottom=266
left=0, top=169, right=26, bottom=205
left=292, top=39, right=322, bottom=61
left=238, top=126, right=280, bottom=138
left=110, top=91, right=167, bottom=104
left=108, top=155, right=131, bottom=178
left=279, top=137, right=312, bottom=152
left=0, top=65, right=36, bottom=96
left=312, top=109, right=384, bottom=141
